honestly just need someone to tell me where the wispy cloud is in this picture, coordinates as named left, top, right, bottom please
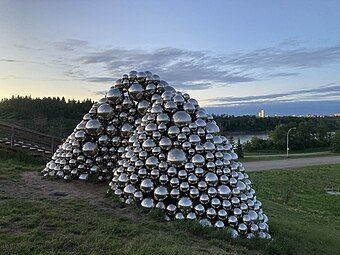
left=266, top=72, right=300, bottom=78
left=13, top=44, right=44, bottom=51
left=84, top=76, right=116, bottom=83
left=54, top=39, right=340, bottom=94
left=77, top=47, right=256, bottom=90
left=207, top=83, right=340, bottom=107
left=224, top=44, right=340, bottom=69
left=0, top=58, right=17, bottom=63
left=0, top=75, right=23, bottom=80
left=278, top=38, right=303, bottom=48
left=54, top=39, right=90, bottom=51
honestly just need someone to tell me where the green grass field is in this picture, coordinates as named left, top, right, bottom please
left=0, top=150, right=339, bottom=255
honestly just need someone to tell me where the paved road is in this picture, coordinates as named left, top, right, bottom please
left=244, top=151, right=331, bottom=158
left=243, top=156, right=340, bottom=172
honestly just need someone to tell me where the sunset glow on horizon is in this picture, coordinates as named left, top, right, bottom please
left=1, top=0, right=339, bottom=115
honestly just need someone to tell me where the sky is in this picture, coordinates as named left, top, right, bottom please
left=0, top=0, right=339, bottom=116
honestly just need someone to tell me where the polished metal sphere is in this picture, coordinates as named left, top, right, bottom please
left=183, top=102, right=196, bottom=113
left=186, top=212, right=197, bottom=220
left=191, top=154, right=205, bottom=167
left=159, top=137, right=172, bottom=150
left=175, top=212, right=185, bottom=220
left=85, top=119, right=103, bottom=136
left=178, top=197, right=193, bottom=213
left=98, top=134, right=110, bottom=146
left=217, top=185, right=231, bottom=199
left=166, top=204, right=177, bottom=215
left=124, top=184, right=137, bottom=197
left=199, top=219, right=212, bottom=227
left=154, top=186, right=169, bottom=201
left=238, top=223, right=248, bottom=235
left=211, top=198, right=221, bottom=208
left=172, top=111, right=192, bottom=126
left=75, top=130, right=86, bottom=142
left=167, top=148, right=187, bottom=166
left=82, top=142, right=98, bottom=157
left=249, top=210, right=259, bottom=222
left=164, top=100, right=177, bottom=113
left=228, top=215, right=238, bottom=227
left=128, top=83, right=144, bottom=100
left=141, top=198, right=155, bottom=210
left=217, top=209, right=228, bottom=220
left=140, top=178, right=154, bottom=193
left=229, top=229, right=239, bottom=239
left=106, top=88, right=123, bottom=103
left=205, top=172, right=218, bottom=186
left=121, top=123, right=133, bottom=138
left=145, top=156, right=159, bottom=169
left=214, top=220, right=225, bottom=229
left=206, top=208, right=217, bottom=219
left=206, top=122, right=220, bottom=134
left=97, top=103, right=114, bottom=119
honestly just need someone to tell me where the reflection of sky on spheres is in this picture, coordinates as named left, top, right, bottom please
left=1, top=0, right=340, bottom=115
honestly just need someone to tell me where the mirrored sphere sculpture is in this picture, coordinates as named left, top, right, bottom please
left=42, top=71, right=270, bottom=239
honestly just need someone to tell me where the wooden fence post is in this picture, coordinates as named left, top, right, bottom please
left=10, top=126, right=15, bottom=147
left=51, top=137, right=55, bottom=154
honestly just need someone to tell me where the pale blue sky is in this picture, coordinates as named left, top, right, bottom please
left=0, top=0, right=339, bottom=115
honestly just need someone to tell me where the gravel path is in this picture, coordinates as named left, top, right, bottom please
left=243, top=156, right=340, bottom=172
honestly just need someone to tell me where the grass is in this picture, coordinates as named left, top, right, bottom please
left=0, top=150, right=339, bottom=254
left=248, top=165, right=340, bottom=254
left=0, top=198, right=248, bottom=255
left=0, top=150, right=47, bottom=180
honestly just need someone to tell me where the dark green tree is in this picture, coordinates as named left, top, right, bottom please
left=235, top=138, right=244, bottom=158
left=331, top=130, right=340, bottom=153
left=269, top=124, right=289, bottom=150
left=229, top=136, right=235, bottom=148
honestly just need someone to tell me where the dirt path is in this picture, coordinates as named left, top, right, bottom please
left=0, top=171, right=140, bottom=218
left=2, top=171, right=108, bottom=201
left=244, top=151, right=331, bottom=158
left=22, top=171, right=108, bottom=201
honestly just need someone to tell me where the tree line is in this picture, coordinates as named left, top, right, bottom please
left=0, top=97, right=339, bottom=151
left=213, top=114, right=339, bottom=134
left=0, top=96, right=93, bottom=137
left=243, top=123, right=340, bottom=153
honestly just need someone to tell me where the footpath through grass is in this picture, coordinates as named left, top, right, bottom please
left=0, top=150, right=339, bottom=254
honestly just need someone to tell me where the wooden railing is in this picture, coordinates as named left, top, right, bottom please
left=0, top=120, right=63, bottom=156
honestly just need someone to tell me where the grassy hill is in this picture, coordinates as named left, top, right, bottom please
left=0, top=150, right=339, bottom=254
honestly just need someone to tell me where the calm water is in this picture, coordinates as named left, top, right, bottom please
left=226, top=132, right=269, bottom=144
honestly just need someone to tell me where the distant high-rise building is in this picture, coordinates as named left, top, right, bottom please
left=334, top=113, right=340, bottom=117
left=258, top=109, right=266, bottom=118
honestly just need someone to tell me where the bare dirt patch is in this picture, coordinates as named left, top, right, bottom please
left=1, top=171, right=107, bottom=202
left=0, top=170, right=139, bottom=219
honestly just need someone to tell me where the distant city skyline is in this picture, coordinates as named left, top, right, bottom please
left=0, top=0, right=339, bottom=115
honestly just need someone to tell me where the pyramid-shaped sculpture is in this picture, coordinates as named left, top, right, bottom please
left=42, top=71, right=270, bottom=239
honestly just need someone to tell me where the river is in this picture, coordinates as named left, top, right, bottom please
left=224, top=132, right=269, bottom=144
